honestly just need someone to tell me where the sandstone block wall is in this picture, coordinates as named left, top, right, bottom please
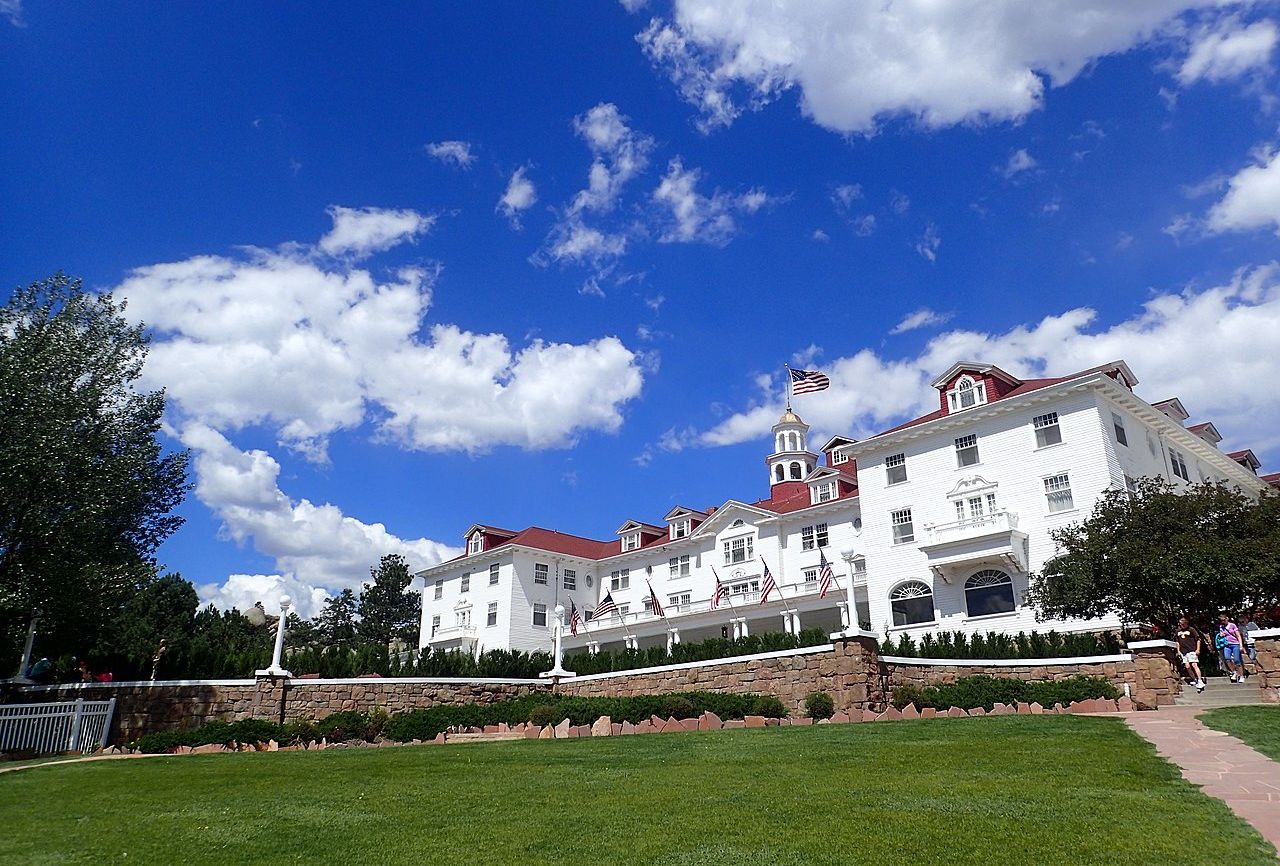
left=1253, top=636, right=1279, bottom=704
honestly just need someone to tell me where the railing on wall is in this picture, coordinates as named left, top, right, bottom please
left=0, top=698, right=116, bottom=756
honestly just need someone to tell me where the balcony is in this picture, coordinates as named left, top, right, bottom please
left=918, top=510, right=1029, bottom=579
left=427, top=624, right=478, bottom=648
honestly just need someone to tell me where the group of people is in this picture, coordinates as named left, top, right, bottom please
left=1175, top=613, right=1262, bottom=691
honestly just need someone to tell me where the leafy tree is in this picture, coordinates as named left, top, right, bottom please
left=186, top=604, right=272, bottom=677
left=96, top=573, right=198, bottom=679
left=0, top=274, right=189, bottom=656
left=357, top=554, right=418, bottom=647
left=1029, top=479, right=1279, bottom=632
left=315, top=588, right=359, bottom=650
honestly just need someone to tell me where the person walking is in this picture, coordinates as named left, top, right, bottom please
left=1175, top=617, right=1206, bottom=692
left=1217, top=613, right=1244, bottom=684
left=1237, top=612, right=1260, bottom=678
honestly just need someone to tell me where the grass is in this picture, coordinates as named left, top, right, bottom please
left=1200, top=705, right=1280, bottom=761
left=0, top=716, right=1273, bottom=865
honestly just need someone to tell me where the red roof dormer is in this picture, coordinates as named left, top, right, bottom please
left=1152, top=398, right=1190, bottom=425
left=1228, top=449, right=1261, bottom=474
left=931, top=362, right=1023, bottom=415
left=1188, top=422, right=1222, bottom=448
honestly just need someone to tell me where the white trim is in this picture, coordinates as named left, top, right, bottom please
left=277, top=676, right=545, bottom=686
left=1248, top=628, right=1280, bottom=639
left=1125, top=639, right=1178, bottom=651
left=562, top=643, right=834, bottom=682
left=881, top=653, right=1133, bottom=667
left=20, top=679, right=257, bottom=689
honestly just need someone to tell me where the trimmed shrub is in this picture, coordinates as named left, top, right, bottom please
left=890, top=674, right=1121, bottom=711
left=804, top=691, right=835, bottom=720
left=660, top=696, right=696, bottom=719
left=528, top=705, right=556, bottom=728
left=883, top=629, right=1124, bottom=660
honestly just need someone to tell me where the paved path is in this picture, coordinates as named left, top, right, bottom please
left=1128, top=706, right=1280, bottom=849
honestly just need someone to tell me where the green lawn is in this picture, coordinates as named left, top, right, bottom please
left=1200, top=705, right=1280, bottom=762
left=0, top=717, right=1273, bottom=865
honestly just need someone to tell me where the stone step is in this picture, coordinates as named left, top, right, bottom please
left=445, top=731, right=526, bottom=743
left=1174, top=677, right=1267, bottom=707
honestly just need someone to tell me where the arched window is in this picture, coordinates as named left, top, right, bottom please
left=964, top=570, right=1015, bottom=617
left=774, top=464, right=785, bottom=482
left=889, top=581, right=934, bottom=627
left=948, top=375, right=987, bottom=412
left=789, top=461, right=802, bottom=480
left=775, top=434, right=785, bottom=452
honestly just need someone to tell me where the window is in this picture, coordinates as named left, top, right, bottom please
left=947, top=375, right=987, bottom=412
left=455, top=609, right=470, bottom=628
left=642, top=596, right=654, bottom=614
left=671, top=518, right=690, bottom=539
left=431, top=615, right=440, bottom=636
left=460, top=573, right=470, bottom=593
left=789, top=461, right=802, bottom=480
left=723, top=536, right=754, bottom=565
left=1170, top=449, right=1191, bottom=482
left=622, top=533, right=640, bottom=552
left=890, top=509, right=914, bottom=544
left=668, top=555, right=690, bottom=578
left=532, top=604, right=547, bottom=627
left=803, top=567, right=818, bottom=585
left=468, top=534, right=482, bottom=555
left=729, top=580, right=760, bottom=598
left=832, top=450, right=848, bottom=465
left=801, top=523, right=829, bottom=551
left=610, top=569, right=630, bottom=591
left=953, top=494, right=995, bottom=522
left=433, top=581, right=443, bottom=600
left=812, top=481, right=836, bottom=503
left=486, top=602, right=498, bottom=627
left=488, top=563, right=499, bottom=586
left=885, top=452, right=907, bottom=485
left=1112, top=412, right=1128, bottom=447
left=890, top=581, right=934, bottom=626
left=667, top=592, right=691, bottom=608
left=1033, top=412, right=1062, bottom=448
left=955, top=434, right=980, bottom=467
left=852, top=558, right=867, bottom=581
left=1044, top=474, right=1074, bottom=512
left=534, top=563, right=548, bottom=585
left=1124, top=474, right=1138, bottom=494
left=563, top=569, right=576, bottom=591
left=964, top=570, right=1015, bottom=617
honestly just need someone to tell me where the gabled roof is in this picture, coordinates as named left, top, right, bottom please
left=662, top=505, right=708, bottom=521
left=819, top=435, right=857, bottom=452
left=805, top=465, right=855, bottom=483
left=464, top=524, right=517, bottom=539
left=1262, top=472, right=1280, bottom=488
left=615, top=520, right=664, bottom=535
left=1188, top=422, right=1223, bottom=445
left=1152, top=397, right=1190, bottom=424
left=930, top=361, right=1023, bottom=389
left=1228, top=449, right=1261, bottom=473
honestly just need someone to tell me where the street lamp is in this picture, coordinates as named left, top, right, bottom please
left=840, top=547, right=859, bottom=634
left=255, top=595, right=293, bottom=678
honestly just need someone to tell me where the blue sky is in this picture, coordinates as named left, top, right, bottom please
left=3, top=2, right=1279, bottom=617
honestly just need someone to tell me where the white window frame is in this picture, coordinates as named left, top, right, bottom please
left=668, top=555, right=690, bottom=578
left=1170, top=449, right=1191, bottom=482
left=563, top=569, right=577, bottom=591
left=433, top=581, right=443, bottom=600
left=621, top=532, right=641, bottom=552
left=963, top=569, right=1015, bottom=618
left=430, top=615, right=440, bottom=636
left=667, top=591, right=692, bottom=609
left=468, top=534, right=482, bottom=555
left=800, top=523, right=829, bottom=551
left=954, top=434, right=980, bottom=467
left=885, top=452, right=907, bottom=485
left=802, top=567, right=819, bottom=585
left=534, top=563, right=549, bottom=585
left=486, top=602, right=498, bottom=627
left=812, top=481, right=836, bottom=504
left=889, top=580, right=935, bottom=627
left=722, top=535, right=754, bottom=565
left=1112, top=412, right=1128, bottom=447
left=532, top=604, right=547, bottom=627
left=488, top=563, right=499, bottom=586
left=946, top=375, right=987, bottom=412
left=1044, top=473, right=1074, bottom=513
left=610, top=569, right=630, bottom=592
left=890, top=508, right=914, bottom=545
left=1032, top=412, right=1062, bottom=448
left=460, top=573, right=470, bottom=593
left=832, top=449, right=849, bottom=465
left=670, top=518, right=691, bottom=540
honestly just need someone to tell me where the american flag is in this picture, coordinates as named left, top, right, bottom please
left=818, top=550, right=835, bottom=599
left=759, top=561, right=777, bottom=605
left=710, top=567, right=728, bottom=610
left=789, top=368, right=830, bottom=395
left=592, top=591, right=619, bottom=620
left=569, top=600, right=582, bottom=636
left=646, top=581, right=665, bottom=617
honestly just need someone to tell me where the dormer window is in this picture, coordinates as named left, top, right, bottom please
left=831, top=450, right=848, bottom=465
left=812, top=481, right=836, bottom=504
left=670, top=518, right=691, bottom=540
left=467, top=534, right=482, bottom=555
left=622, top=532, right=641, bottom=552
left=947, top=375, right=987, bottom=412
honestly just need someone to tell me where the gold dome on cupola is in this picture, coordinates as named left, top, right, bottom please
left=777, top=409, right=804, bottom=426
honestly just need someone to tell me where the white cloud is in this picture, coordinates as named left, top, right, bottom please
left=890, top=190, right=911, bottom=215
left=853, top=214, right=877, bottom=236
left=619, top=0, right=648, bottom=10
left=696, top=265, right=1280, bottom=463
left=116, top=213, right=647, bottom=460
left=1001, top=148, right=1039, bottom=178
left=812, top=228, right=830, bottom=242
left=916, top=223, right=941, bottom=262
left=638, top=1, right=1235, bottom=134
left=318, top=205, right=434, bottom=258
left=498, top=166, right=538, bottom=227
left=651, top=158, right=773, bottom=245
left=1205, top=145, right=1280, bottom=235
left=1178, top=16, right=1278, bottom=84
left=1, top=0, right=24, bottom=26
left=424, top=140, right=476, bottom=169
left=832, top=183, right=863, bottom=210
left=891, top=308, right=953, bottom=335
left=569, top=103, right=655, bottom=215
left=183, top=424, right=459, bottom=619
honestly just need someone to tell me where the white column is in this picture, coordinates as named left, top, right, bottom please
left=666, top=630, right=674, bottom=654
left=781, top=612, right=792, bottom=635
left=256, top=596, right=293, bottom=678
left=790, top=612, right=801, bottom=634
left=588, top=641, right=600, bottom=656
left=540, top=605, right=575, bottom=678
left=837, top=601, right=850, bottom=629
left=671, top=628, right=680, bottom=645
left=738, top=617, right=750, bottom=638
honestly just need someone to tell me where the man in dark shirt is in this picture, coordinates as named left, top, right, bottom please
left=1175, top=617, right=1205, bottom=692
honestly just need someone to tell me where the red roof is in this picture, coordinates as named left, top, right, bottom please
left=1261, top=472, right=1280, bottom=487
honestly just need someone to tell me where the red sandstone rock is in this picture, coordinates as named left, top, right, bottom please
left=554, top=719, right=571, bottom=738
left=724, top=719, right=745, bottom=729
left=1066, top=700, right=1089, bottom=714
left=992, top=702, right=1008, bottom=715
left=1117, top=696, right=1134, bottom=713
left=862, top=709, right=879, bottom=722
left=1015, top=703, right=1031, bottom=715
left=1052, top=703, right=1065, bottom=714
left=901, top=704, right=920, bottom=720
left=789, top=716, right=813, bottom=726
left=573, top=725, right=591, bottom=737
left=920, top=707, right=937, bottom=719
left=524, top=725, right=541, bottom=739
left=765, top=718, right=780, bottom=727
left=744, top=715, right=766, bottom=728
left=945, top=707, right=966, bottom=717
left=830, top=711, right=850, bottom=724
left=1029, top=702, right=1044, bottom=714
left=635, top=720, right=655, bottom=734
left=660, top=717, right=685, bottom=733
left=538, top=726, right=553, bottom=740
left=650, top=715, right=665, bottom=727
left=968, top=707, right=986, bottom=717
left=611, top=723, right=623, bottom=735
left=620, top=720, right=635, bottom=735
left=698, top=712, right=722, bottom=731
left=591, top=716, right=613, bottom=737
left=483, top=725, right=500, bottom=734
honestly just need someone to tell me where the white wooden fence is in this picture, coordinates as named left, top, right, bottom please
left=0, top=698, right=116, bottom=756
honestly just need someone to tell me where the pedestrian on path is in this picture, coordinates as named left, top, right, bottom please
left=1237, top=613, right=1260, bottom=677
left=1217, top=613, right=1244, bottom=683
left=1175, top=617, right=1206, bottom=692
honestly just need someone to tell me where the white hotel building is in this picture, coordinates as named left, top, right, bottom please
left=417, top=360, right=1275, bottom=655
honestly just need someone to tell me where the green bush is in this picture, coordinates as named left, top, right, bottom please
left=315, top=710, right=377, bottom=742
left=562, top=628, right=829, bottom=677
left=882, top=630, right=1124, bottom=660
left=804, top=691, right=835, bottom=720
left=528, top=705, right=556, bottom=728
left=889, top=674, right=1121, bottom=711
left=660, top=696, right=696, bottom=719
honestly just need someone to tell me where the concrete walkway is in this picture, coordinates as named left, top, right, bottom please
left=1127, top=706, right=1280, bottom=849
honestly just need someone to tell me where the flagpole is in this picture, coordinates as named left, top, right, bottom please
left=783, top=364, right=792, bottom=411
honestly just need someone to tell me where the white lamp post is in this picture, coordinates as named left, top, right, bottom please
left=540, top=604, right=575, bottom=679
left=840, top=547, right=861, bottom=636
left=255, top=595, right=293, bottom=678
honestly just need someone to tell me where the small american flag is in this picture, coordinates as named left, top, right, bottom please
left=759, top=561, right=777, bottom=605
left=789, top=368, right=830, bottom=395
left=818, top=550, right=835, bottom=599
left=647, top=581, right=664, bottom=617
left=569, top=600, right=582, bottom=636
left=592, top=591, right=619, bottom=620
left=710, top=567, right=728, bottom=610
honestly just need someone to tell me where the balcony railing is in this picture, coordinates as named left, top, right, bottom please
left=921, top=510, right=1019, bottom=547
left=428, top=624, right=477, bottom=644
left=580, top=579, right=847, bottom=634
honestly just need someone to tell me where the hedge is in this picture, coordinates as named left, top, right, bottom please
left=880, top=629, right=1123, bottom=660
left=563, top=627, right=829, bottom=676
left=890, top=674, right=1121, bottom=712
left=133, top=691, right=786, bottom=753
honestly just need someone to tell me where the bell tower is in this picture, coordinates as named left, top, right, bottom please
left=766, top=409, right=818, bottom=491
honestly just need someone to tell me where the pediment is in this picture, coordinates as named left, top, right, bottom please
left=946, top=475, right=998, bottom=498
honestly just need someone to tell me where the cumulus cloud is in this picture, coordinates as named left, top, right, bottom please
left=424, top=140, right=476, bottom=169
left=1205, top=145, right=1280, bottom=235
left=569, top=103, right=655, bottom=215
left=318, top=205, right=434, bottom=258
left=891, top=308, right=953, bottom=335
left=116, top=212, right=647, bottom=460
left=697, top=265, right=1280, bottom=463
left=651, top=158, right=774, bottom=245
left=1178, top=16, right=1278, bottom=84
left=1000, top=148, right=1039, bottom=178
left=183, top=424, right=459, bottom=618
left=638, top=1, right=1236, bottom=134
left=498, top=166, right=538, bottom=227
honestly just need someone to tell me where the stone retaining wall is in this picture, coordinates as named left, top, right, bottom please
left=1253, top=633, right=1280, bottom=703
